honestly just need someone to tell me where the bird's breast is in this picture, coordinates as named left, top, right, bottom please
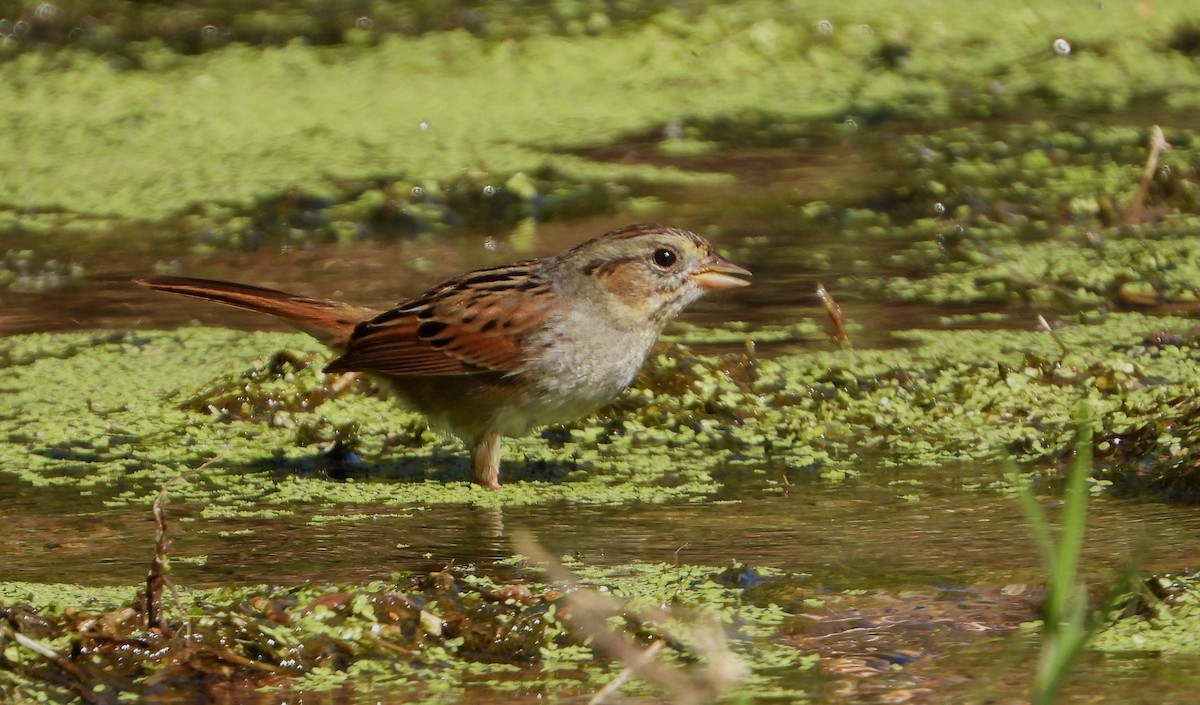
left=515, top=308, right=659, bottom=416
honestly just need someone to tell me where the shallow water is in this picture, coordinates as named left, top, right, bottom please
left=6, top=462, right=1195, bottom=589
left=7, top=463, right=1200, bottom=702
left=0, top=121, right=1021, bottom=341
left=5, top=118, right=1200, bottom=702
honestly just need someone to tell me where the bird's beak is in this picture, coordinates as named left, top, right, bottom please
left=692, top=254, right=752, bottom=290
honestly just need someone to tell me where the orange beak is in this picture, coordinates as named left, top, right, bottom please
left=692, top=254, right=752, bottom=290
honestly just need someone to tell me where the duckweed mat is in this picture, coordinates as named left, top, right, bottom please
left=5, top=308, right=1200, bottom=518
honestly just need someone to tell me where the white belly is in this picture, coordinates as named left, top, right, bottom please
left=500, top=308, right=659, bottom=435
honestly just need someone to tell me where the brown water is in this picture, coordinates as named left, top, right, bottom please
left=0, top=126, right=1002, bottom=342
left=6, top=464, right=1200, bottom=702
left=6, top=465, right=1199, bottom=588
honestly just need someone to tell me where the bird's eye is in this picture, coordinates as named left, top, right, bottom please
left=652, top=247, right=678, bottom=268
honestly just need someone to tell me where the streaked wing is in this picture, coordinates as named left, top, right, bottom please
left=324, top=262, right=557, bottom=376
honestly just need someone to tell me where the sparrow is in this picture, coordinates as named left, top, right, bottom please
left=137, top=224, right=751, bottom=488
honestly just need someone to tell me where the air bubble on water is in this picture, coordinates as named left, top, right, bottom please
left=934, top=202, right=946, bottom=216
left=482, top=185, right=496, bottom=197
left=0, top=20, right=12, bottom=34
left=356, top=17, right=373, bottom=30
left=411, top=186, right=423, bottom=197
left=201, top=25, right=220, bottom=40
left=816, top=19, right=834, bottom=35
left=35, top=3, right=58, bottom=21
left=1160, top=164, right=1171, bottom=177
left=843, top=117, right=857, bottom=129
left=13, top=20, right=28, bottom=35
left=483, top=237, right=497, bottom=251
left=1053, top=38, right=1071, bottom=56
left=418, top=120, right=430, bottom=131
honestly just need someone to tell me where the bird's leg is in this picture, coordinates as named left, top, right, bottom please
left=470, top=432, right=502, bottom=490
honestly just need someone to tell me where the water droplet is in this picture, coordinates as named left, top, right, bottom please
left=1053, top=38, right=1071, bottom=56
left=816, top=19, right=834, bottom=35
left=13, top=20, right=29, bottom=36
left=483, top=237, right=497, bottom=251
left=0, top=20, right=12, bottom=34
left=355, top=16, right=373, bottom=30
left=411, top=186, right=423, bottom=197
left=934, top=202, right=946, bottom=216
left=35, top=3, right=59, bottom=21
left=201, top=25, right=220, bottom=40
left=482, top=185, right=496, bottom=197
left=1160, top=164, right=1171, bottom=177
left=843, top=117, right=857, bottom=129
left=418, top=121, right=430, bottom=131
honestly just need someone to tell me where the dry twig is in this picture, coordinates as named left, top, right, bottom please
left=816, top=283, right=850, bottom=346
left=1122, top=125, right=1171, bottom=225
left=1037, top=314, right=1070, bottom=357
left=146, top=454, right=222, bottom=635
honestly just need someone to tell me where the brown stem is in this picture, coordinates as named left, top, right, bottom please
left=1122, top=125, right=1171, bottom=225
left=817, top=283, right=850, bottom=346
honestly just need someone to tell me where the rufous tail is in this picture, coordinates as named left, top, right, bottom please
left=136, top=275, right=378, bottom=347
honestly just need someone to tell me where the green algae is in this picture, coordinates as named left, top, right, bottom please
left=0, top=583, right=135, bottom=614
left=6, top=1, right=1200, bottom=243
left=6, top=309, right=1200, bottom=517
left=701, top=118, right=1200, bottom=310
left=1095, top=573, right=1200, bottom=656
left=641, top=117, right=1200, bottom=321
left=0, top=250, right=85, bottom=293
left=7, top=5, right=1200, bottom=702
left=0, top=0, right=711, bottom=56
left=1094, top=367, right=1200, bottom=500
left=0, top=328, right=728, bottom=515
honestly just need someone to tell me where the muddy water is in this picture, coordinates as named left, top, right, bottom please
left=6, top=463, right=1195, bottom=589
left=7, top=464, right=1200, bottom=702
